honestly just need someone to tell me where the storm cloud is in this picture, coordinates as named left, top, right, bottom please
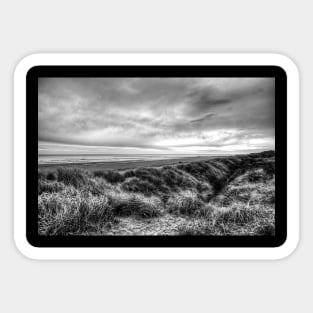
left=38, top=77, right=275, bottom=154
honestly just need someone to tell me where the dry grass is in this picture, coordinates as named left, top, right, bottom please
left=38, top=188, right=115, bottom=235
left=38, top=180, right=65, bottom=195
left=38, top=151, right=275, bottom=236
left=107, top=190, right=163, bottom=218
left=94, top=170, right=125, bottom=184
left=167, top=190, right=203, bottom=216
left=57, top=167, right=88, bottom=188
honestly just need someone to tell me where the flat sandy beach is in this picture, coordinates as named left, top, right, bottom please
left=38, top=156, right=222, bottom=172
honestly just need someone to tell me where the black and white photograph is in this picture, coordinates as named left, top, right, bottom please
left=38, top=77, right=275, bottom=237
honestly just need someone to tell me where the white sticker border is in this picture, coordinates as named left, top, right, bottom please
left=14, top=53, right=299, bottom=260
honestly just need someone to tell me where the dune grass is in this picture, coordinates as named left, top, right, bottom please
left=38, top=151, right=275, bottom=236
left=94, top=170, right=125, bottom=184
left=167, top=190, right=203, bottom=216
left=57, top=167, right=88, bottom=188
left=38, top=189, right=115, bottom=235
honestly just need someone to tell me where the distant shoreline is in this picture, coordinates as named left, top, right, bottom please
left=38, top=156, right=224, bottom=171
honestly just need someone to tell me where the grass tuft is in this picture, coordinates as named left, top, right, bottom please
left=94, top=170, right=125, bottom=184
left=122, top=177, right=161, bottom=196
left=255, top=223, right=275, bottom=236
left=57, top=168, right=88, bottom=188
left=213, top=206, right=259, bottom=226
left=38, top=180, right=65, bottom=195
left=107, top=191, right=162, bottom=218
left=178, top=223, right=213, bottom=236
left=39, top=191, right=115, bottom=235
left=167, top=190, right=203, bottom=216
left=46, top=171, right=57, bottom=181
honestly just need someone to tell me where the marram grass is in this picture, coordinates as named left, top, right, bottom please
left=38, top=152, right=275, bottom=236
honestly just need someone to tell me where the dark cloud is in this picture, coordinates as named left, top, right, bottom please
left=185, top=78, right=274, bottom=118
left=38, top=77, right=275, bottom=154
left=186, top=89, right=231, bottom=115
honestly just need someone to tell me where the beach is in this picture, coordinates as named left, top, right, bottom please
left=38, top=156, right=223, bottom=172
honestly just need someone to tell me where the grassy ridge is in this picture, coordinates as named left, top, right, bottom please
left=38, top=151, right=275, bottom=236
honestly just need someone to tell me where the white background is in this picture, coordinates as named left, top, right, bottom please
left=1, top=0, right=309, bottom=312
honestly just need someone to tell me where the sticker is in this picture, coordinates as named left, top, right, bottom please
left=14, top=53, right=299, bottom=259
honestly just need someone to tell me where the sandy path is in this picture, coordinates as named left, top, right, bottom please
left=104, top=214, right=202, bottom=236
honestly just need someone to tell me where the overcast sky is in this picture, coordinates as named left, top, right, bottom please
left=38, top=77, right=275, bottom=155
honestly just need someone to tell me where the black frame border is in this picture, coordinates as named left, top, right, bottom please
left=27, top=65, right=287, bottom=248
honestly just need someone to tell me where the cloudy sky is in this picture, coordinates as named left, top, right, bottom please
left=38, top=77, right=275, bottom=155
